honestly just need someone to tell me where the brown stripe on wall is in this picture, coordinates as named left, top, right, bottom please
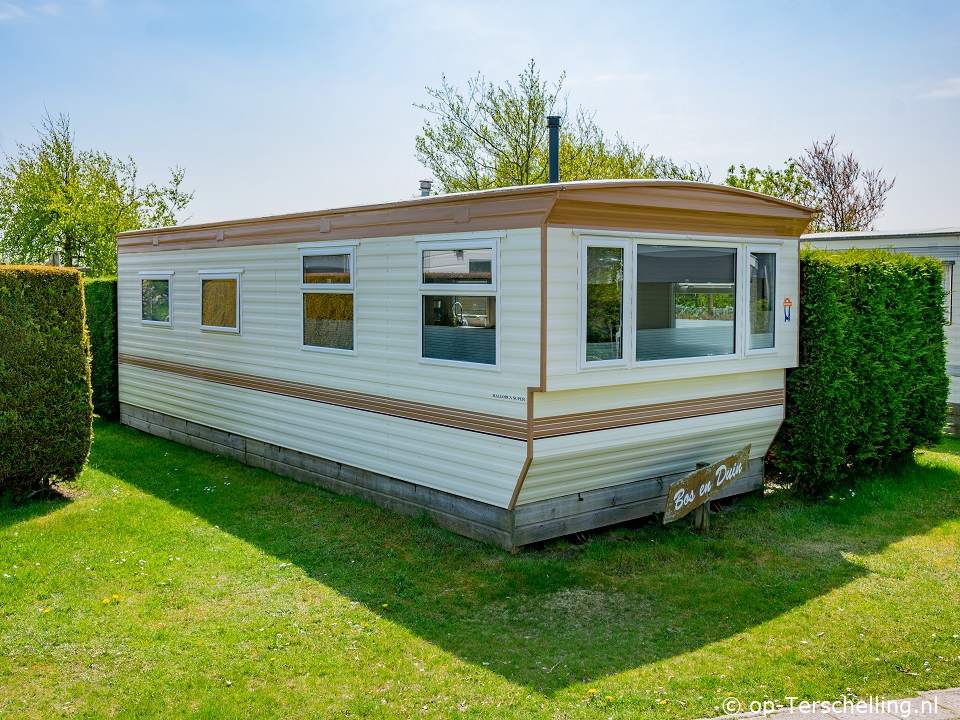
left=532, top=388, right=784, bottom=440
left=119, top=354, right=784, bottom=443
left=118, top=354, right=528, bottom=440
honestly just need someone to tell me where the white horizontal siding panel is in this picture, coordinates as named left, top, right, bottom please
left=120, top=365, right=524, bottom=507
left=517, top=405, right=782, bottom=504
left=118, top=227, right=541, bottom=422
left=534, top=369, right=783, bottom=418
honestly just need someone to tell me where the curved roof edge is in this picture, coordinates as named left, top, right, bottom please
left=118, top=179, right=814, bottom=239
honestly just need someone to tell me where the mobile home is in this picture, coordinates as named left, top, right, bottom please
left=117, top=181, right=814, bottom=549
left=808, top=228, right=960, bottom=435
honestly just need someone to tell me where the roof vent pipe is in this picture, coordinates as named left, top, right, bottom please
left=547, top=115, right=561, bottom=184
left=419, top=179, right=432, bottom=197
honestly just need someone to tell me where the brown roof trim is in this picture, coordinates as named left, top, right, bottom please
left=118, top=181, right=814, bottom=254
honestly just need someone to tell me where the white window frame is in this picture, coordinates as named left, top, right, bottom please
left=744, top=245, right=781, bottom=355
left=579, top=234, right=772, bottom=371
left=417, top=237, right=501, bottom=370
left=299, top=245, right=357, bottom=356
left=579, top=238, right=630, bottom=370
left=198, top=269, right=243, bottom=334
left=139, top=270, right=174, bottom=327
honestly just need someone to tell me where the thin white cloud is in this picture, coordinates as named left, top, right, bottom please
left=918, top=77, right=960, bottom=101
left=0, top=2, right=27, bottom=21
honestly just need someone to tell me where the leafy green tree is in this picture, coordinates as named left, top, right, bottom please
left=725, top=136, right=895, bottom=233
left=724, top=161, right=812, bottom=206
left=0, top=113, right=192, bottom=276
left=415, top=60, right=707, bottom=193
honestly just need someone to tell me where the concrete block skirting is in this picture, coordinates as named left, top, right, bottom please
left=120, top=403, right=764, bottom=550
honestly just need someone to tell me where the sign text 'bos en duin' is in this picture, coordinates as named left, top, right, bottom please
left=663, top=445, right=751, bottom=524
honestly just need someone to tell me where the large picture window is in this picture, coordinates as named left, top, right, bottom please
left=636, top=246, right=736, bottom=361
left=301, top=249, right=355, bottom=353
left=199, top=270, right=242, bottom=333
left=419, top=241, right=498, bottom=366
left=580, top=237, right=780, bottom=368
left=140, top=271, right=173, bottom=326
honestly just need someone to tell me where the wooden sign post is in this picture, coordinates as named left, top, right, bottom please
left=663, top=445, right=751, bottom=528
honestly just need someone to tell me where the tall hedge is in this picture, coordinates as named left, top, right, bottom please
left=0, top=266, right=93, bottom=498
left=770, top=248, right=948, bottom=494
left=84, top=278, right=118, bottom=418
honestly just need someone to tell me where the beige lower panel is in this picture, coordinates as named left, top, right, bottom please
left=119, top=364, right=525, bottom=508
left=517, top=405, right=783, bottom=505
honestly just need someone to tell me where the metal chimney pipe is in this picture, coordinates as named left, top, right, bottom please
left=547, top=115, right=561, bottom=184
left=419, top=179, right=432, bottom=197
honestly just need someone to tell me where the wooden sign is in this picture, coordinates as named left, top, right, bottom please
left=663, top=445, right=751, bottom=524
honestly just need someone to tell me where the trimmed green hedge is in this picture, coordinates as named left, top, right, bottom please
left=0, top=265, right=93, bottom=498
left=770, top=248, right=948, bottom=494
left=84, top=278, right=118, bottom=418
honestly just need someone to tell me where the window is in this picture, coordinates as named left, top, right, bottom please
left=749, top=251, right=777, bottom=350
left=944, top=261, right=954, bottom=325
left=584, top=245, right=625, bottom=362
left=301, top=249, right=355, bottom=352
left=199, top=270, right=242, bottom=333
left=635, top=245, right=736, bottom=361
left=420, top=241, right=498, bottom=366
left=580, top=237, right=781, bottom=368
left=140, top=271, right=173, bottom=326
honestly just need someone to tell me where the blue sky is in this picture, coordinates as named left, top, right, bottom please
left=1, top=0, right=958, bottom=230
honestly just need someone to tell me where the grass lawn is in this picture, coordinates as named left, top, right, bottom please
left=2, top=421, right=959, bottom=719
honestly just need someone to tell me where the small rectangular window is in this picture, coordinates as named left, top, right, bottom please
left=304, top=253, right=351, bottom=285
left=749, top=252, right=777, bottom=350
left=636, top=245, right=736, bottom=361
left=423, top=248, right=493, bottom=285
left=140, top=274, right=172, bottom=326
left=422, top=295, right=496, bottom=365
left=199, top=271, right=242, bottom=333
left=585, top=246, right=624, bottom=362
left=301, top=248, right=356, bottom=353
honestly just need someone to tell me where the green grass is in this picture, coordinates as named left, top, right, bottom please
left=2, top=421, right=959, bottom=719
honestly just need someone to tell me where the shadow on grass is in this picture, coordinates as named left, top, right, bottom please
left=0, top=487, right=75, bottom=530
left=88, top=420, right=960, bottom=693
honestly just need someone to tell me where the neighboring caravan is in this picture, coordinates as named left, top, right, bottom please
left=117, top=181, right=814, bottom=549
left=809, top=228, right=960, bottom=435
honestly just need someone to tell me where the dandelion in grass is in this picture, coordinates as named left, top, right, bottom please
left=588, top=689, right=597, bottom=695
left=112, top=595, right=119, bottom=600
left=102, top=598, right=110, bottom=604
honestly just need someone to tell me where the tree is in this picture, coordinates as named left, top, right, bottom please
left=724, top=161, right=812, bottom=207
left=415, top=60, right=707, bottom=193
left=725, top=136, right=894, bottom=233
left=0, top=113, right=192, bottom=276
left=795, top=135, right=895, bottom=233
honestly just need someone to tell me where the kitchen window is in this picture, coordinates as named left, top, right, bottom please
left=301, top=248, right=355, bottom=353
left=419, top=241, right=498, bottom=367
left=199, top=270, right=242, bottom=333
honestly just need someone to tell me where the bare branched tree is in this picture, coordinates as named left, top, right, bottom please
left=796, top=135, right=895, bottom=232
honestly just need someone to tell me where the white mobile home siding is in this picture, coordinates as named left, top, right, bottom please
left=118, top=228, right=542, bottom=507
